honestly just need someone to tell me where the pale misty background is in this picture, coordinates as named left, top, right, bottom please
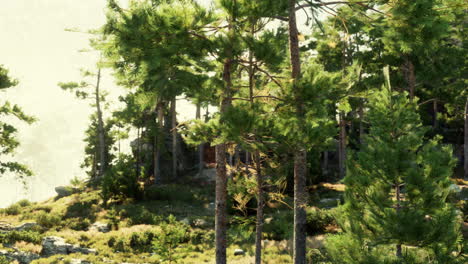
left=0, top=0, right=309, bottom=208
left=0, top=0, right=210, bottom=208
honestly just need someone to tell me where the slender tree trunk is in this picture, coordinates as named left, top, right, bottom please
left=322, top=151, right=328, bottom=177
left=404, top=56, right=415, bottom=101
left=359, top=100, right=365, bottom=145
left=196, top=103, right=204, bottom=174
left=395, top=182, right=402, bottom=258
left=154, top=102, right=164, bottom=184
left=171, top=97, right=177, bottom=179
left=136, top=127, right=141, bottom=177
left=339, top=112, right=347, bottom=179
left=433, top=99, right=438, bottom=129
left=95, top=68, right=106, bottom=178
left=288, top=1, right=308, bottom=263
left=254, top=151, right=264, bottom=264
left=465, top=97, right=468, bottom=180
left=215, top=30, right=234, bottom=264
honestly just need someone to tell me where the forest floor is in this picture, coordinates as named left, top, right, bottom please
left=0, top=178, right=466, bottom=264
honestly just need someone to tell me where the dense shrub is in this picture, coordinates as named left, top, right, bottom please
left=35, top=211, right=63, bottom=228
left=144, top=184, right=195, bottom=203
left=263, top=210, right=293, bottom=240
left=100, top=154, right=143, bottom=203
left=306, top=207, right=335, bottom=235
left=0, top=256, right=9, bottom=264
left=65, top=217, right=91, bottom=231
left=4, top=203, right=21, bottom=215
left=0, top=231, right=43, bottom=244
left=17, top=199, right=32, bottom=207
left=152, top=215, right=189, bottom=264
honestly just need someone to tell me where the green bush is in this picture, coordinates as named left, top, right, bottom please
left=306, top=207, right=335, bottom=235
left=17, top=199, right=32, bottom=207
left=152, top=215, right=189, bottom=264
left=101, top=154, right=143, bottom=203
left=263, top=210, right=293, bottom=240
left=0, top=256, right=9, bottom=264
left=65, top=218, right=91, bottom=231
left=4, top=203, right=21, bottom=215
left=144, top=184, right=195, bottom=203
left=0, top=230, right=43, bottom=244
left=35, top=211, right=63, bottom=229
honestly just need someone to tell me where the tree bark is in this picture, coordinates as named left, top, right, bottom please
left=404, top=56, right=415, bottom=101
left=359, top=99, right=365, bottom=145
left=154, top=101, right=164, bottom=184
left=196, top=103, right=204, bottom=174
left=215, top=30, right=234, bottom=264
left=465, top=97, right=468, bottom=180
left=339, top=112, right=347, bottom=179
left=322, top=151, right=328, bottom=177
left=254, top=151, right=264, bottom=264
left=288, top=1, right=308, bottom=263
left=171, top=97, right=177, bottom=179
left=395, top=182, right=402, bottom=258
left=95, top=68, right=106, bottom=179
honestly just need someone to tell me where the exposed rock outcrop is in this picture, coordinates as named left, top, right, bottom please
left=0, top=249, right=40, bottom=264
left=41, top=236, right=97, bottom=257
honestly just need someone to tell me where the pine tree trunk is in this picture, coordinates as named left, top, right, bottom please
left=433, top=99, right=438, bottom=129
left=154, top=102, right=164, bottom=184
left=404, top=56, right=415, bottom=100
left=95, top=68, right=106, bottom=178
left=395, top=182, right=402, bottom=258
left=196, top=103, right=204, bottom=174
left=215, top=28, right=234, bottom=264
left=254, top=151, right=264, bottom=264
left=465, top=96, right=468, bottom=180
left=359, top=100, right=365, bottom=145
left=171, top=97, right=177, bottom=179
left=136, top=127, right=141, bottom=177
left=339, top=112, right=347, bottom=179
left=288, top=1, right=308, bottom=263
left=322, top=151, right=328, bottom=177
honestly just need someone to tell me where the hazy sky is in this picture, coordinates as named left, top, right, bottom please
left=0, top=0, right=313, bottom=208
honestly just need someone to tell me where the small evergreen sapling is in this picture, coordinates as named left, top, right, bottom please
left=326, top=69, right=463, bottom=263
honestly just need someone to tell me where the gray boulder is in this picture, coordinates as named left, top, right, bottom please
left=193, top=219, right=209, bottom=228
left=15, top=222, right=39, bottom=231
left=0, top=249, right=40, bottom=264
left=70, top=259, right=92, bottom=264
left=55, top=186, right=75, bottom=198
left=0, top=222, right=14, bottom=232
left=41, top=236, right=98, bottom=257
left=89, top=222, right=110, bottom=233
left=234, top=248, right=245, bottom=256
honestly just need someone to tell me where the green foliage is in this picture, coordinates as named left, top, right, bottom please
left=0, top=256, right=9, bottom=264
left=306, top=207, right=335, bottom=235
left=100, top=154, right=143, bottom=203
left=263, top=210, right=293, bottom=241
left=4, top=203, right=21, bottom=215
left=34, top=211, right=63, bottom=229
left=152, top=215, right=189, bottom=264
left=0, top=230, right=43, bottom=245
left=0, top=65, right=35, bottom=181
left=328, top=79, right=463, bottom=261
left=144, top=184, right=195, bottom=203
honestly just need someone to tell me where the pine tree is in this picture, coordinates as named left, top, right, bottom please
left=59, top=67, right=108, bottom=179
left=326, top=68, right=463, bottom=263
left=0, top=65, right=35, bottom=181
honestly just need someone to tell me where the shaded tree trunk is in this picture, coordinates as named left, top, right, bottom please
left=254, top=151, right=264, bottom=264
left=322, top=151, right=328, bottom=177
left=465, top=97, right=468, bottom=180
left=215, top=24, right=234, bottom=264
left=196, top=103, right=204, bottom=174
left=95, top=68, right=106, bottom=178
left=359, top=100, right=365, bottom=145
left=404, top=56, right=415, bottom=101
left=433, top=99, right=439, bottom=129
left=171, top=97, right=177, bottom=179
left=154, top=101, right=164, bottom=184
left=395, top=181, right=402, bottom=258
left=338, top=112, right=347, bottom=179
left=288, top=1, right=308, bottom=263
